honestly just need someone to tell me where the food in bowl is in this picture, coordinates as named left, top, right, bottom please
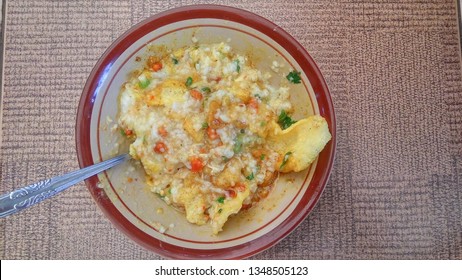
left=117, top=42, right=331, bottom=234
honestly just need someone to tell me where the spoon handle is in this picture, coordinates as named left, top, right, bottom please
left=0, top=154, right=130, bottom=218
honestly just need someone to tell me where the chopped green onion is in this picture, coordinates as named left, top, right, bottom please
left=172, top=57, right=178, bottom=64
left=217, top=197, right=225, bottom=204
left=280, top=151, right=293, bottom=170
left=138, top=78, right=150, bottom=89
left=246, top=173, right=254, bottom=180
left=185, top=76, right=193, bottom=87
left=218, top=208, right=223, bottom=213
left=286, top=70, right=301, bottom=84
left=260, top=154, right=266, bottom=160
left=202, top=87, right=211, bottom=93
left=120, top=129, right=126, bottom=136
left=278, top=110, right=296, bottom=129
left=202, top=122, right=209, bottom=129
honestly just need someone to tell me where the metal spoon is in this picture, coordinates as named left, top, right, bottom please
left=0, top=153, right=130, bottom=218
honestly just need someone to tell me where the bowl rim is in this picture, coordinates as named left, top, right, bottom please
left=75, top=4, right=337, bottom=259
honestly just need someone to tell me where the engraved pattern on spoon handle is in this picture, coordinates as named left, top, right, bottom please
left=0, top=154, right=130, bottom=218
left=5, top=179, right=56, bottom=214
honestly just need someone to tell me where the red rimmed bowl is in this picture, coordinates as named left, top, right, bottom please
left=76, top=5, right=336, bottom=259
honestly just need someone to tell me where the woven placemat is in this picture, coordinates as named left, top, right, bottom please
left=1, top=0, right=461, bottom=259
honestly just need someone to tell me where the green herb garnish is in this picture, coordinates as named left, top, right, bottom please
left=246, top=173, right=254, bottom=180
left=185, top=76, right=193, bottom=87
left=218, top=208, right=223, bottom=213
left=234, top=59, right=240, bottom=73
left=202, top=122, right=209, bottom=129
left=172, top=57, right=178, bottom=64
left=286, top=70, right=301, bottom=84
left=278, top=110, right=297, bottom=129
left=202, top=87, right=211, bottom=93
left=260, top=121, right=267, bottom=127
left=260, top=154, right=266, bottom=160
left=222, top=156, right=230, bottom=162
left=120, top=129, right=126, bottom=136
left=280, top=151, right=293, bottom=170
left=217, top=197, right=225, bottom=204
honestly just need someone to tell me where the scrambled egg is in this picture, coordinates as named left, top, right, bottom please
left=118, top=42, right=331, bottom=234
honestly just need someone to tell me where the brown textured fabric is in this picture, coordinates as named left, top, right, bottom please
left=1, top=0, right=461, bottom=259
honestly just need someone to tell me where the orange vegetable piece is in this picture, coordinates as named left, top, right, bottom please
left=124, top=129, right=133, bottom=136
left=227, top=189, right=237, bottom=198
left=207, top=127, right=219, bottom=140
left=190, top=157, right=204, bottom=172
left=248, top=98, right=259, bottom=110
left=158, top=126, right=168, bottom=137
left=153, top=141, right=168, bottom=154
left=151, top=62, right=162, bottom=72
left=190, top=89, right=203, bottom=100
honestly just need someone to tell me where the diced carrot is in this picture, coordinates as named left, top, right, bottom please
left=248, top=98, right=259, bottom=110
left=153, top=141, right=168, bottom=154
left=207, top=127, right=219, bottom=140
left=227, top=189, right=237, bottom=198
left=158, top=126, right=168, bottom=137
left=190, top=89, right=203, bottom=100
left=124, top=129, right=133, bottom=136
left=190, top=157, right=204, bottom=172
left=151, top=62, right=163, bottom=72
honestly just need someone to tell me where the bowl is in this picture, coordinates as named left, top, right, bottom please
left=76, top=4, right=336, bottom=259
